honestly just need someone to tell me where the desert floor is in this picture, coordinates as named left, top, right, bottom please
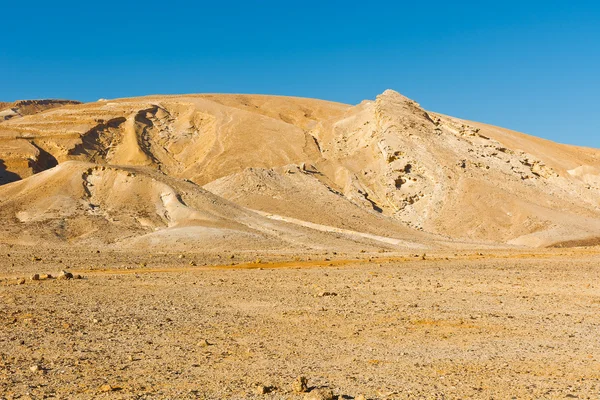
left=1, top=247, right=599, bottom=399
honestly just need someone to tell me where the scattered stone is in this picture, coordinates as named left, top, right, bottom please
left=17, top=278, right=25, bottom=285
left=57, top=270, right=74, bottom=280
left=99, top=384, right=120, bottom=392
left=254, top=385, right=273, bottom=395
left=30, top=274, right=40, bottom=281
left=318, top=292, right=338, bottom=297
left=355, top=395, right=367, bottom=400
left=199, top=339, right=211, bottom=347
left=41, top=274, right=52, bottom=279
left=304, top=388, right=334, bottom=400
left=29, top=365, right=43, bottom=373
left=292, top=376, right=308, bottom=393
left=31, top=256, right=42, bottom=262
left=178, top=254, right=185, bottom=259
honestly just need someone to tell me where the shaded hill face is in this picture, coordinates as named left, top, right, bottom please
left=0, top=99, right=81, bottom=121
left=0, top=91, right=599, bottom=248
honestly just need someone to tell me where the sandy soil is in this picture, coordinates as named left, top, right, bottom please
left=2, top=247, right=599, bottom=399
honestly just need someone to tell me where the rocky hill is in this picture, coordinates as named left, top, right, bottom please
left=1, top=91, right=598, bottom=248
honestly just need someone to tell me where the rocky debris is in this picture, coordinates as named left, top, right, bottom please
left=522, top=157, right=555, bottom=178
left=304, top=388, right=334, bottom=400
left=17, top=278, right=25, bottom=285
left=293, top=376, right=309, bottom=393
left=99, top=384, right=121, bottom=393
left=29, top=364, right=44, bottom=373
left=254, top=384, right=274, bottom=395
left=355, top=395, right=367, bottom=400
left=30, top=274, right=40, bottom=281
left=57, top=270, right=74, bottom=280
left=317, top=291, right=338, bottom=297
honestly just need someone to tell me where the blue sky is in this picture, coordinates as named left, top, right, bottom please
left=1, top=1, right=598, bottom=147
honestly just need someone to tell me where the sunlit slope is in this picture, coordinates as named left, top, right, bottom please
left=1, top=91, right=599, bottom=248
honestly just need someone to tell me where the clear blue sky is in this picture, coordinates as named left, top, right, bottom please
left=1, top=0, right=598, bottom=148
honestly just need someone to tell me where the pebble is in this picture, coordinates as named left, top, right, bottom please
left=30, top=274, right=40, bottom=281
left=57, top=270, right=74, bottom=280
left=254, top=385, right=272, bottom=395
left=292, top=376, right=308, bottom=393
left=99, top=384, right=118, bottom=392
left=29, top=365, right=42, bottom=373
left=318, top=292, right=338, bottom=297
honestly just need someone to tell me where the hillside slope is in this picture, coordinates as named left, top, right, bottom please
left=0, top=91, right=599, bottom=248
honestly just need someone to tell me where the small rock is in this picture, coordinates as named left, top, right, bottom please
left=292, top=376, right=308, bottom=393
left=318, top=292, right=338, bottom=297
left=355, top=395, right=367, bottom=400
left=254, top=385, right=273, bottom=395
left=17, top=278, right=25, bottom=285
left=199, top=339, right=211, bottom=347
left=41, top=274, right=52, bottom=279
left=304, top=388, right=334, bottom=400
left=57, top=270, right=74, bottom=280
left=30, top=274, right=40, bottom=281
left=99, top=384, right=119, bottom=392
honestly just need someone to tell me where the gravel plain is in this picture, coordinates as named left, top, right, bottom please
left=1, top=247, right=599, bottom=399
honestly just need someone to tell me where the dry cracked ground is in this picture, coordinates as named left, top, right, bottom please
left=1, top=247, right=599, bottom=399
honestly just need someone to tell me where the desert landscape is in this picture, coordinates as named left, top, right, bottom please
left=1, top=91, right=599, bottom=399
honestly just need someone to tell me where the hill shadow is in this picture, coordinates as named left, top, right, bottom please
left=0, top=159, right=21, bottom=185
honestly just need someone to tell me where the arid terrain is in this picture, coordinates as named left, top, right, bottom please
left=1, top=247, right=599, bottom=399
left=1, top=91, right=599, bottom=398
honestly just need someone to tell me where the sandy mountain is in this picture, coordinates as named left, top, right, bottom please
left=0, top=91, right=599, bottom=248
left=0, top=160, right=438, bottom=251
